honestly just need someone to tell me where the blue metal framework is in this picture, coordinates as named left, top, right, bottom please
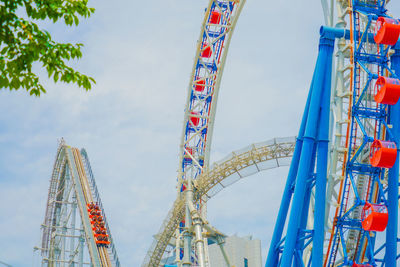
left=177, top=1, right=245, bottom=265
left=267, top=2, right=400, bottom=266
left=325, top=1, right=400, bottom=266
left=265, top=32, right=335, bottom=267
left=180, top=1, right=237, bottom=186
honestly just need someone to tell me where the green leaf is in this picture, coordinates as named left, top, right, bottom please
left=0, top=76, right=9, bottom=87
left=0, top=0, right=95, bottom=96
left=53, top=72, right=59, bottom=83
left=73, top=16, right=79, bottom=26
left=10, top=77, right=20, bottom=89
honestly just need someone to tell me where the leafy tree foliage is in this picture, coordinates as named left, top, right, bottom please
left=0, top=0, right=95, bottom=96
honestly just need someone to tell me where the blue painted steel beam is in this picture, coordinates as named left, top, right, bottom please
left=295, top=178, right=313, bottom=266
left=279, top=35, right=334, bottom=267
left=311, top=36, right=334, bottom=267
left=320, top=26, right=376, bottom=43
left=265, top=76, right=313, bottom=267
left=385, top=45, right=400, bottom=267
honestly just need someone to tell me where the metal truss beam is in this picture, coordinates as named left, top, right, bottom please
left=38, top=141, right=119, bottom=267
left=142, top=137, right=295, bottom=267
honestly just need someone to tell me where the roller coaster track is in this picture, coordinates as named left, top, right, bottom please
left=39, top=141, right=119, bottom=266
left=176, top=1, right=246, bottom=264
left=142, top=137, right=296, bottom=267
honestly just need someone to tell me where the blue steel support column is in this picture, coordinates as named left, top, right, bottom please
left=295, top=180, right=313, bottom=266
left=280, top=36, right=335, bottom=267
left=265, top=64, right=315, bottom=267
left=312, top=37, right=334, bottom=267
left=385, top=45, right=400, bottom=267
left=295, top=142, right=317, bottom=266
left=280, top=127, right=315, bottom=266
left=265, top=75, right=314, bottom=267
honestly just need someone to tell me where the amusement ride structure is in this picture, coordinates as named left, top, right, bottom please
left=35, top=141, right=120, bottom=266
left=36, top=0, right=400, bottom=266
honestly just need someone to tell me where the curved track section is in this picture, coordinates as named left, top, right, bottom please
left=39, top=141, right=119, bottom=266
left=142, top=137, right=296, bottom=267
left=178, top=0, right=245, bottom=187
left=177, top=1, right=246, bottom=264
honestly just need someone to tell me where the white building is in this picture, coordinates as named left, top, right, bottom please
left=208, top=235, right=262, bottom=267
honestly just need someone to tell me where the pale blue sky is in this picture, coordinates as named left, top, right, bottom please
left=1, top=1, right=400, bottom=266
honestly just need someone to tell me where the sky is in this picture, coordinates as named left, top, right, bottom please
left=1, top=0, right=400, bottom=266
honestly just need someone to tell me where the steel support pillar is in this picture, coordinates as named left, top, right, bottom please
left=311, top=37, right=332, bottom=265
left=70, top=193, right=77, bottom=266
left=265, top=76, right=312, bottom=267
left=79, top=230, right=84, bottom=267
left=385, top=45, right=400, bottom=267
left=266, top=33, right=334, bottom=267
left=183, top=179, right=194, bottom=267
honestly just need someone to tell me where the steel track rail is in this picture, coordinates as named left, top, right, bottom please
left=176, top=1, right=246, bottom=264
left=142, top=137, right=295, bottom=267
left=40, top=143, right=116, bottom=266
left=72, top=148, right=113, bottom=266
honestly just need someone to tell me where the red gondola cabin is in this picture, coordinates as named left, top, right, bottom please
left=210, top=11, right=221, bottom=24
left=189, top=112, right=200, bottom=126
left=184, top=147, right=193, bottom=158
left=201, top=44, right=212, bottom=58
left=195, top=80, right=206, bottom=92
left=374, top=76, right=400, bottom=105
left=369, top=140, right=397, bottom=168
left=374, top=17, right=400, bottom=46
left=361, top=203, right=388, bottom=232
left=183, top=147, right=193, bottom=165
